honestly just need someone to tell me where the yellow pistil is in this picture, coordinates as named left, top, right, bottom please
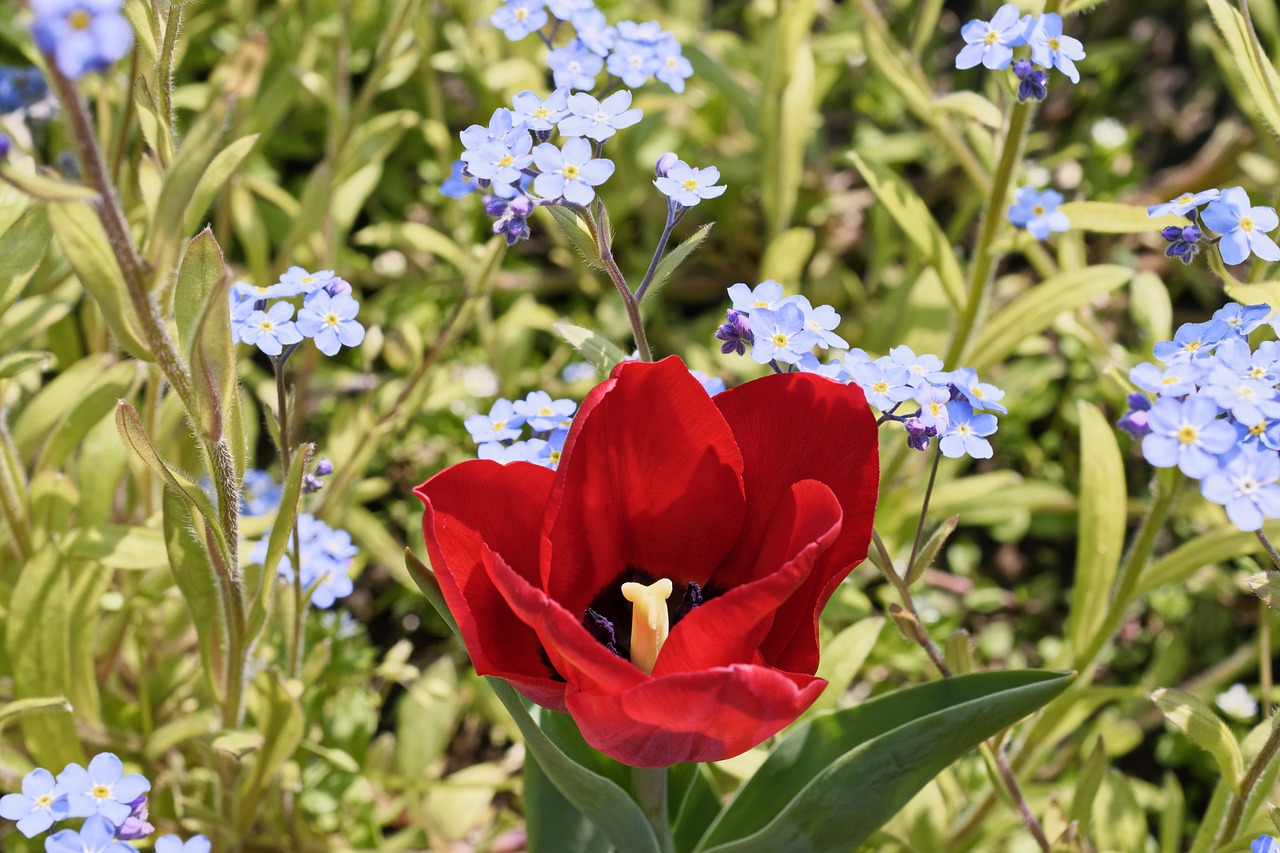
left=873, top=380, right=889, bottom=394
left=1048, top=37, right=1060, bottom=50
left=621, top=578, right=673, bottom=674
left=1242, top=216, right=1256, bottom=232
left=564, top=164, right=580, bottom=180
left=1032, top=205, right=1046, bottom=216
left=35, top=794, right=53, bottom=809
left=1252, top=421, right=1268, bottom=437
left=515, top=6, right=529, bottom=20
left=324, top=312, right=340, bottom=327
left=258, top=319, right=275, bottom=332
left=683, top=178, right=699, bottom=192
left=772, top=332, right=789, bottom=348
left=984, top=30, right=998, bottom=44
left=498, top=154, right=515, bottom=168
left=1178, top=425, right=1199, bottom=444
left=68, top=9, right=91, bottom=29
left=301, top=275, right=314, bottom=285
left=970, top=385, right=985, bottom=399
left=534, top=107, right=550, bottom=119
left=753, top=300, right=770, bottom=308
left=91, top=784, right=111, bottom=800
left=1178, top=194, right=1193, bottom=205
left=1185, top=340, right=1201, bottom=352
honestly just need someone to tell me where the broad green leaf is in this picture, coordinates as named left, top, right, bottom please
left=4, top=545, right=84, bottom=769
left=76, top=412, right=128, bottom=528
left=13, top=354, right=115, bottom=458
left=0, top=206, right=51, bottom=317
left=174, top=230, right=236, bottom=446
left=542, top=205, right=606, bottom=272
left=1206, top=0, right=1280, bottom=138
left=848, top=152, right=965, bottom=310
left=1225, top=281, right=1280, bottom=311
left=353, top=221, right=471, bottom=271
left=906, top=516, right=957, bottom=586
left=1136, top=522, right=1280, bottom=597
left=761, top=20, right=815, bottom=236
left=758, top=227, right=813, bottom=290
left=404, top=551, right=660, bottom=853
left=932, top=91, right=1002, bottom=129
left=67, top=563, right=111, bottom=724
left=145, top=712, right=219, bottom=760
left=65, top=525, right=167, bottom=569
left=34, top=361, right=139, bottom=472
left=0, top=156, right=34, bottom=237
left=1130, top=271, right=1173, bottom=345
left=670, top=762, right=723, bottom=853
left=47, top=200, right=151, bottom=359
left=1247, top=571, right=1280, bottom=615
left=395, top=657, right=459, bottom=776
left=807, top=617, right=884, bottom=715
left=0, top=350, right=51, bottom=380
left=554, top=322, right=626, bottom=373
left=644, top=222, right=714, bottom=301
left=0, top=280, right=77, bottom=359
left=1058, top=201, right=1185, bottom=233
left=968, top=264, right=1132, bottom=373
left=696, top=670, right=1074, bottom=853
left=184, top=134, right=259, bottom=234
left=0, top=696, right=72, bottom=727
left=163, top=491, right=230, bottom=698
left=524, top=743, right=611, bottom=853
left=1065, top=402, right=1127, bottom=659
left=1070, top=736, right=1107, bottom=830
left=0, top=162, right=99, bottom=201
left=133, top=76, right=173, bottom=164
left=1150, top=687, right=1243, bottom=792
left=148, top=97, right=231, bottom=273
left=238, top=669, right=305, bottom=828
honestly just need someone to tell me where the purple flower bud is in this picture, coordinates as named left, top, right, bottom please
left=1017, top=68, right=1048, bottom=102
left=1181, top=225, right=1202, bottom=243
left=905, top=417, right=937, bottom=451
left=0, top=134, right=9, bottom=158
left=484, top=196, right=509, bottom=217
left=116, top=796, right=155, bottom=841
left=714, top=309, right=753, bottom=356
left=1126, top=392, right=1152, bottom=412
left=655, top=152, right=679, bottom=177
left=1117, top=408, right=1151, bottom=439
left=302, top=473, right=325, bottom=494
left=1161, top=225, right=1185, bottom=243
left=1012, top=58, right=1034, bottom=79
left=508, top=195, right=535, bottom=217
left=1166, top=239, right=1198, bottom=265
left=314, top=458, right=334, bottom=477
left=324, top=277, right=352, bottom=297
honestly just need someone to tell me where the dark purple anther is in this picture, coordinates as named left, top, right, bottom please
left=715, top=310, right=754, bottom=356
left=672, top=582, right=703, bottom=622
left=584, top=608, right=619, bottom=655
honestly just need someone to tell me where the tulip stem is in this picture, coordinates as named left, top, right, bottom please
left=632, top=765, right=675, bottom=853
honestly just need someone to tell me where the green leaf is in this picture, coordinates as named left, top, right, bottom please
left=0, top=350, right=51, bottom=380
left=848, top=151, right=965, bottom=310
left=670, top=762, right=723, bottom=853
left=1064, top=402, right=1127, bottom=659
left=524, top=744, right=612, bottom=853
left=239, top=670, right=305, bottom=826
left=46, top=200, right=151, bottom=359
left=404, top=551, right=660, bottom=853
left=1150, top=688, right=1243, bottom=792
left=185, top=134, right=259, bottom=234
left=554, top=322, right=627, bottom=373
left=1224, top=280, right=1280, bottom=311
left=0, top=162, right=100, bottom=201
left=1057, top=201, right=1185, bottom=233
left=395, top=657, right=459, bottom=776
left=1136, top=522, right=1280, bottom=597
left=1206, top=0, right=1280, bottom=138
left=4, top=545, right=84, bottom=769
left=34, top=361, right=139, bottom=472
left=695, top=670, right=1075, bottom=853
left=148, top=97, right=232, bottom=273
left=1070, top=736, right=1107, bottom=831
left=0, top=696, right=72, bottom=728
left=0, top=206, right=52, bottom=317
left=758, top=227, right=813, bottom=290
left=174, top=230, right=236, bottom=446
left=932, top=91, right=1002, bottom=129
left=163, top=491, right=230, bottom=698
left=542, top=205, right=606, bottom=272
left=245, top=443, right=312, bottom=645
left=1246, top=571, right=1280, bottom=615
left=968, top=264, right=1133, bottom=373
left=644, top=222, right=714, bottom=301
left=0, top=280, right=77, bottom=359
left=807, top=617, right=884, bottom=716
left=906, top=516, right=957, bottom=586
left=65, top=524, right=168, bottom=569
left=353, top=221, right=471, bottom=271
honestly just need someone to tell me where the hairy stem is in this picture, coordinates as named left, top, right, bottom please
left=1213, top=712, right=1280, bottom=849
left=636, top=204, right=679, bottom=302
left=274, top=361, right=307, bottom=678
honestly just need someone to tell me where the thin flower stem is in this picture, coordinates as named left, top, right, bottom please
left=1257, top=529, right=1280, bottom=570
left=632, top=765, right=675, bottom=853
left=635, top=205, right=679, bottom=302
left=580, top=206, right=653, bottom=361
left=906, top=445, right=943, bottom=576
left=1213, top=712, right=1280, bottom=850
left=945, top=98, right=1034, bottom=369
left=990, top=743, right=1053, bottom=853
left=274, top=360, right=306, bottom=679
left=1262, top=600, right=1274, bottom=718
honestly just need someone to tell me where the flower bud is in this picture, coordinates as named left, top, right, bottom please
left=314, top=458, right=334, bottom=477
left=1181, top=225, right=1202, bottom=243
left=1161, top=225, right=1184, bottom=243
left=324, top=277, right=352, bottom=297
left=655, top=151, right=679, bottom=178
left=0, top=134, right=9, bottom=158
left=508, top=194, right=535, bottom=217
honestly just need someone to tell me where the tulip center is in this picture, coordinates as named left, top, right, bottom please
left=621, top=579, right=673, bottom=674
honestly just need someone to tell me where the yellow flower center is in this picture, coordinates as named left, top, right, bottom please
left=970, top=385, right=985, bottom=398
left=1048, top=37, right=1060, bottom=50
left=1160, top=375, right=1180, bottom=385
left=929, top=401, right=942, bottom=416
left=533, top=107, right=550, bottom=119
left=498, top=154, right=515, bottom=167
left=68, top=9, right=92, bottom=29
left=515, top=7, right=529, bottom=20
left=772, top=332, right=789, bottom=348
left=301, top=276, right=314, bottom=284
left=873, top=381, right=889, bottom=393
left=324, top=313, right=340, bottom=327
left=1178, top=425, right=1199, bottom=444
left=91, top=784, right=111, bottom=800
left=683, top=178, right=699, bottom=192
left=538, top=406, right=553, bottom=416
left=1033, top=205, right=1046, bottom=216
left=667, top=57, right=679, bottom=68
left=984, top=30, right=999, bottom=44
left=254, top=286, right=271, bottom=295
left=492, top=420, right=506, bottom=431
left=563, top=164, right=580, bottom=180
left=621, top=578, right=673, bottom=674
left=1185, top=341, right=1201, bottom=352
left=753, top=300, right=770, bottom=308
left=1252, top=421, right=1269, bottom=436
left=549, top=450, right=561, bottom=464
left=1253, top=367, right=1268, bottom=379
left=35, top=794, right=54, bottom=809
left=1178, top=194, right=1194, bottom=205
left=258, top=319, right=275, bottom=332
left=1242, top=216, right=1255, bottom=232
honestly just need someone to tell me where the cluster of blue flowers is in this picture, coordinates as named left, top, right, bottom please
left=1007, top=187, right=1071, bottom=241
left=30, top=0, right=134, bottom=81
left=229, top=266, right=366, bottom=358
left=1118, top=303, right=1280, bottom=531
left=490, top=2, right=692, bottom=94
left=466, top=391, right=576, bottom=466
left=1148, top=187, right=1280, bottom=267
left=0, top=753, right=208, bottom=852
left=715, top=281, right=1004, bottom=458
left=955, top=5, right=1085, bottom=101
left=241, top=468, right=356, bottom=609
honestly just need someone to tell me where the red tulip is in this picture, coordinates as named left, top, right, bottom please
left=414, top=356, right=878, bottom=767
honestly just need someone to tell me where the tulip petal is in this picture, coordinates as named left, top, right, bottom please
left=655, top=479, right=842, bottom=675
left=566, top=665, right=825, bottom=767
left=415, top=460, right=568, bottom=710
left=714, top=373, right=879, bottom=674
left=543, top=356, right=747, bottom=616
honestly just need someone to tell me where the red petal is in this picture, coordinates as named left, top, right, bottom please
left=414, top=461, right=567, bottom=710
left=542, top=356, right=746, bottom=617
left=713, top=373, right=879, bottom=674
left=566, top=665, right=825, bottom=767
left=654, top=479, right=842, bottom=675
left=482, top=544, right=645, bottom=696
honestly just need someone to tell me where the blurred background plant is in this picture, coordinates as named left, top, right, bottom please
left=6, top=0, right=1280, bottom=850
